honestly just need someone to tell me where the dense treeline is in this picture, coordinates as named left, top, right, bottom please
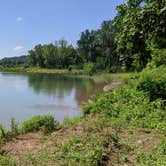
left=0, top=0, right=165, bottom=72
left=28, top=41, right=78, bottom=69
left=0, top=56, right=29, bottom=67
left=27, top=20, right=120, bottom=72
left=28, top=0, right=166, bottom=72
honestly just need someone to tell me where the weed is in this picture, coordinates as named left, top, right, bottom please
left=19, top=115, right=58, bottom=134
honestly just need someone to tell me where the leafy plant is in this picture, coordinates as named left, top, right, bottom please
left=10, top=118, right=18, bottom=136
left=19, top=115, right=58, bottom=134
left=0, top=124, right=7, bottom=140
left=83, top=83, right=166, bottom=131
left=57, top=136, right=107, bottom=166
left=84, top=63, right=96, bottom=76
left=137, top=66, right=166, bottom=101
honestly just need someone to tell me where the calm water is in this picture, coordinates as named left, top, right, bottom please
left=0, top=72, right=104, bottom=128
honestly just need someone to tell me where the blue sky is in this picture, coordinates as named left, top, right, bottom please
left=0, top=0, right=124, bottom=58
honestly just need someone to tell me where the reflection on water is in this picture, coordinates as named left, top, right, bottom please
left=28, top=74, right=104, bottom=105
left=0, top=73, right=104, bottom=128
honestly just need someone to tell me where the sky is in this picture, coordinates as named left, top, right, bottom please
left=0, top=0, right=124, bottom=58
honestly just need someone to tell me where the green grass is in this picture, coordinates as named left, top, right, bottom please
left=0, top=66, right=133, bottom=86
left=136, top=139, right=166, bottom=166
left=56, top=136, right=107, bottom=166
left=0, top=66, right=84, bottom=75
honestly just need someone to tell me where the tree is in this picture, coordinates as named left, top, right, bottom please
left=99, top=20, right=119, bottom=71
left=29, top=50, right=38, bottom=66
left=43, top=44, right=58, bottom=68
left=34, top=44, right=45, bottom=68
left=28, top=40, right=78, bottom=69
left=115, top=1, right=146, bottom=71
left=114, top=0, right=166, bottom=71
left=77, top=30, right=98, bottom=63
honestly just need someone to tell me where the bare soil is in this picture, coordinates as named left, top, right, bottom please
left=1, top=116, right=163, bottom=165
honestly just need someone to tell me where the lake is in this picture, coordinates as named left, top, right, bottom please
left=0, top=72, right=104, bottom=128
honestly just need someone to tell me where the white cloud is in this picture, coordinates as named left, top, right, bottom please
left=14, top=45, right=24, bottom=52
left=17, top=17, right=23, bottom=22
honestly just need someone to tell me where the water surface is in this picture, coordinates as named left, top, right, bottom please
left=0, top=72, right=104, bottom=128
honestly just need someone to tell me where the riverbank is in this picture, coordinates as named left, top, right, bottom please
left=1, top=115, right=165, bottom=166
left=0, top=66, right=83, bottom=74
left=0, top=66, right=132, bottom=83
left=0, top=71, right=165, bottom=165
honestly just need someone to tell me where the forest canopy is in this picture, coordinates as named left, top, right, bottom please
left=0, top=0, right=165, bottom=72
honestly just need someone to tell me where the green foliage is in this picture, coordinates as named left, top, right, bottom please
left=0, top=119, right=20, bottom=141
left=19, top=115, right=58, bottom=134
left=0, top=66, right=27, bottom=72
left=115, top=0, right=165, bottom=71
left=77, top=21, right=120, bottom=72
left=57, top=136, right=107, bottom=166
left=77, top=30, right=98, bottom=63
left=147, top=49, right=166, bottom=68
left=1, top=0, right=165, bottom=73
left=136, top=139, right=166, bottom=166
left=0, top=155, right=18, bottom=166
left=28, top=40, right=77, bottom=69
left=137, top=66, right=166, bottom=101
left=68, top=65, right=72, bottom=71
left=0, top=0, right=165, bottom=164
left=0, top=124, right=6, bottom=140
left=0, top=0, right=165, bottom=73
left=83, top=84, right=166, bottom=131
left=0, top=56, right=29, bottom=67
left=84, top=63, right=96, bottom=76
left=17, top=20, right=119, bottom=72
left=1, top=116, right=59, bottom=140
left=62, top=117, right=81, bottom=128
left=10, top=118, right=18, bottom=136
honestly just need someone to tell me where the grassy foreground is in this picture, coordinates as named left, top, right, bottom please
left=1, top=116, right=165, bottom=166
left=0, top=70, right=165, bottom=166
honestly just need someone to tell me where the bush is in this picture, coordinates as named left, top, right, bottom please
left=83, top=85, right=166, bottom=131
left=147, top=49, right=166, bottom=68
left=84, top=63, right=96, bottom=76
left=19, top=115, right=57, bottom=134
left=137, top=66, right=166, bottom=101
left=68, top=65, right=72, bottom=71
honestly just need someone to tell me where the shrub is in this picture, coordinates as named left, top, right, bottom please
left=147, top=49, right=166, bottom=68
left=68, top=65, right=72, bottom=71
left=84, top=63, right=96, bottom=76
left=137, top=66, right=166, bottom=101
left=83, top=85, right=166, bottom=131
left=19, top=115, right=57, bottom=134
